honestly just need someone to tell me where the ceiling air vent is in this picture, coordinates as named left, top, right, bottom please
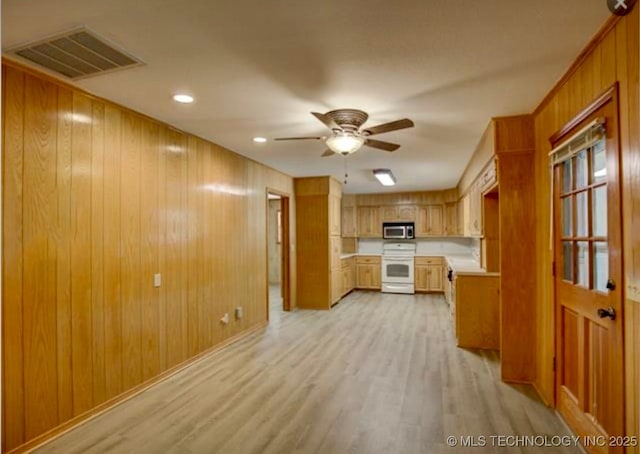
left=8, top=27, right=144, bottom=80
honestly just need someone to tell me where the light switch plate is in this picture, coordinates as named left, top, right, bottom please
left=154, top=273, right=161, bottom=288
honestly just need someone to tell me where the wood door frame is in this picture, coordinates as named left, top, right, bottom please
left=550, top=83, right=625, bottom=436
left=266, top=189, right=291, bottom=317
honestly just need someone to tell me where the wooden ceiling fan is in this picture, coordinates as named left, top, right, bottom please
left=274, top=109, right=414, bottom=157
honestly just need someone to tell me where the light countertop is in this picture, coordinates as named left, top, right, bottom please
left=339, top=252, right=499, bottom=277
left=340, top=252, right=385, bottom=259
left=444, top=254, right=500, bottom=277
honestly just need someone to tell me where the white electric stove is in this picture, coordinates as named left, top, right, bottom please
left=381, top=242, right=416, bottom=294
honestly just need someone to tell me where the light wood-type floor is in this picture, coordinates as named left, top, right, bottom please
left=36, top=292, right=579, bottom=454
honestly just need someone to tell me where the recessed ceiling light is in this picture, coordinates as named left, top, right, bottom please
left=253, top=137, right=267, bottom=143
left=173, top=94, right=194, bottom=104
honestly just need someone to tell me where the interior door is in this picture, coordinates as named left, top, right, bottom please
left=553, top=89, right=623, bottom=453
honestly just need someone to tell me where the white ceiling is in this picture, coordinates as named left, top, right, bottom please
left=3, top=0, right=610, bottom=193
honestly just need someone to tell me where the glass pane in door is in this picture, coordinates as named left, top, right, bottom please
left=562, top=197, right=573, bottom=237
left=562, top=161, right=573, bottom=193
left=593, top=242, right=609, bottom=292
left=576, top=191, right=589, bottom=237
left=563, top=241, right=573, bottom=282
left=576, top=241, right=590, bottom=287
left=575, top=151, right=589, bottom=189
left=593, top=186, right=607, bottom=237
left=592, top=142, right=607, bottom=183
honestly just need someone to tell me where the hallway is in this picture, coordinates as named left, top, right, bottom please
left=37, top=292, right=578, bottom=454
left=269, top=283, right=283, bottom=315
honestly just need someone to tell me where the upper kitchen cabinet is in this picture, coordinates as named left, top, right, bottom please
left=444, top=202, right=458, bottom=236
left=416, top=205, right=443, bottom=236
left=381, top=205, right=397, bottom=221
left=463, top=179, right=483, bottom=237
left=398, top=205, right=417, bottom=221
left=459, top=124, right=498, bottom=238
left=344, top=190, right=457, bottom=238
left=381, top=205, right=417, bottom=222
left=457, top=200, right=465, bottom=235
left=357, top=206, right=381, bottom=237
left=341, top=194, right=357, bottom=238
left=295, top=176, right=343, bottom=310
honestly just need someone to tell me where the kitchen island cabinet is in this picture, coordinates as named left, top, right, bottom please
left=452, top=274, right=500, bottom=350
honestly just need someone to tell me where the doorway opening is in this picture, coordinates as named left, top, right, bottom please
left=266, top=191, right=291, bottom=319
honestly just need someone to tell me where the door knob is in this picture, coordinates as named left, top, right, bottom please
left=597, top=307, right=616, bottom=320
left=606, top=279, right=616, bottom=290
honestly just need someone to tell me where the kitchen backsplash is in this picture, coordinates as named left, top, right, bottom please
left=358, top=238, right=479, bottom=256
left=469, top=238, right=481, bottom=260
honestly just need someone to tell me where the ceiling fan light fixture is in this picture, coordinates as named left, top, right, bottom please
left=326, top=134, right=365, bottom=155
left=373, top=168, right=397, bottom=186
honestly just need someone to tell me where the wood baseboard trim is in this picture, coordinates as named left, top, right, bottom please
left=8, top=321, right=268, bottom=454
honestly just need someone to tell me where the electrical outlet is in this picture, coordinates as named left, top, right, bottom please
left=220, top=313, right=229, bottom=325
left=235, top=307, right=243, bottom=320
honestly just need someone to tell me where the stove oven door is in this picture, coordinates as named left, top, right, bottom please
left=382, top=257, right=414, bottom=283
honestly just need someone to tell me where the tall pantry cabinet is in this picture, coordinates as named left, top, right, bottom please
left=295, top=177, right=343, bottom=309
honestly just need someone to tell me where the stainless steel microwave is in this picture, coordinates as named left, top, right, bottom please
left=382, top=222, right=415, bottom=240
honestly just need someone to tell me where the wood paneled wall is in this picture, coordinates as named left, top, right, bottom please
left=532, top=11, right=639, bottom=448
left=1, top=61, right=296, bottom=452
left=497, top=149, right=536, bottom=383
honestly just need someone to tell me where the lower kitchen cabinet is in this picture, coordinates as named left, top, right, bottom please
left=453, top=274, right=500, bottom=350
left=331, top=269, right=343, bottom=305
left=415, top=257, right=444, bottom=292
left=340, top=257, right=356, bottom=297
left=355, top=256, right=381, bottom=290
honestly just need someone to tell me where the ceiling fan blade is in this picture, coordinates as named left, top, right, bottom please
left=274, top=136, right=324, bottom=141
left=311, top=112, right=341, bottom=131
left=362, top=118, right=414, bottom=136
left=321, top=149, right=336, bottom=157
left=364, top=138, right=401, bottom=152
